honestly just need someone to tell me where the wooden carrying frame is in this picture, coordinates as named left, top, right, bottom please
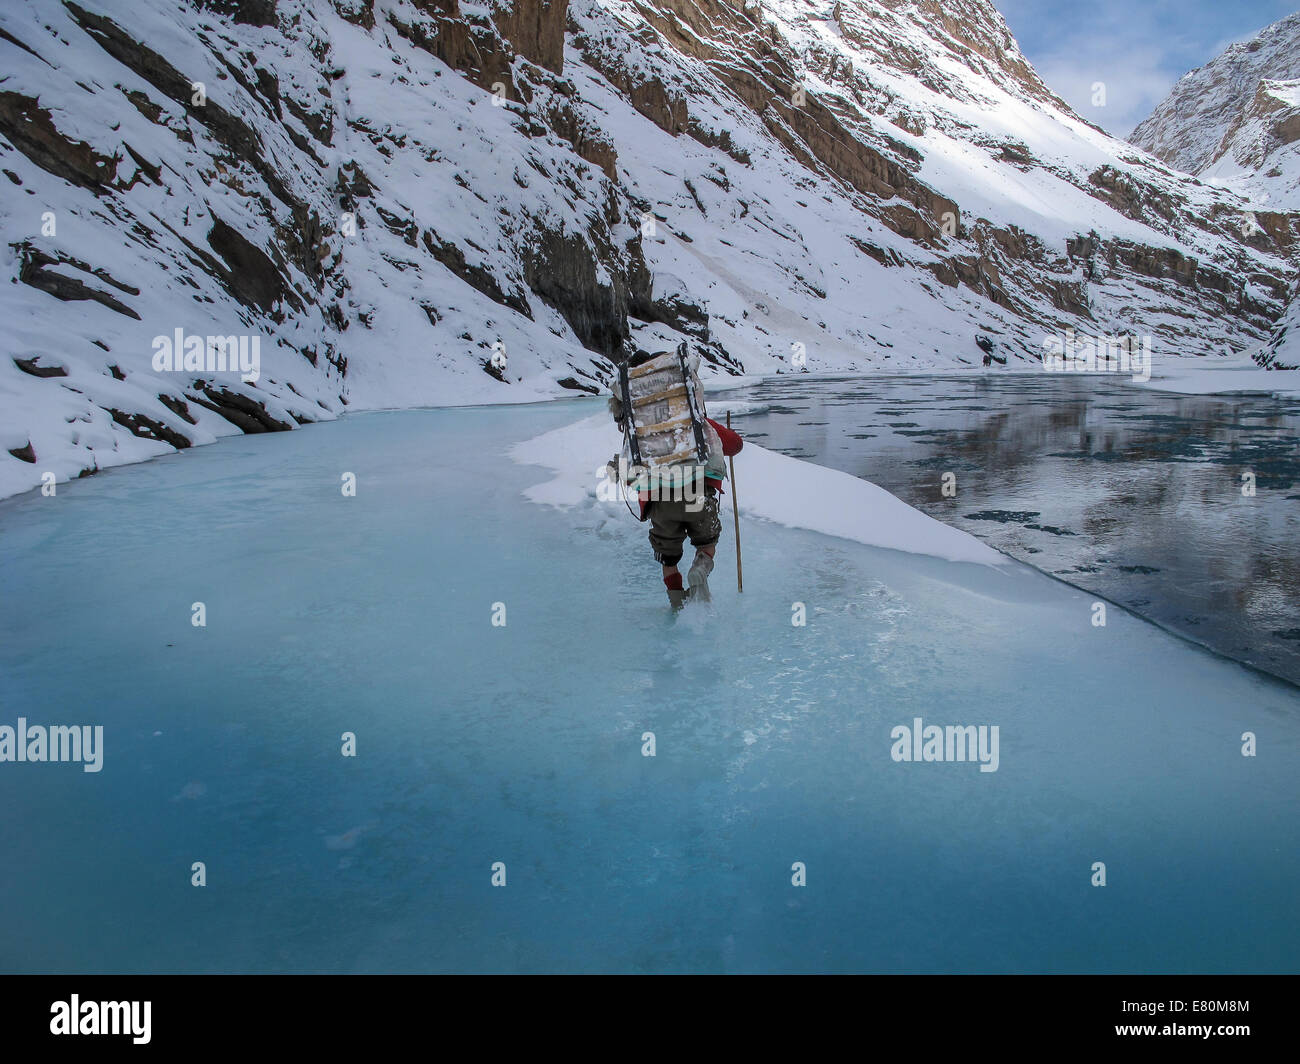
left=624, top=346, right=709, bottom=468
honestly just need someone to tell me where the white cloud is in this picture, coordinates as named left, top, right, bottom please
left=1034, top=50, right=1190, bottom=137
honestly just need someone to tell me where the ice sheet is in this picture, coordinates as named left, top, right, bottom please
left=0, top=401, right=1296, bottom=973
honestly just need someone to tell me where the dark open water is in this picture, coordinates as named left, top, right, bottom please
left=722, top=373, right=1300, bottom=686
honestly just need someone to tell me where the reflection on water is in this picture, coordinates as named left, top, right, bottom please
left=723, top=373, right=1300, bottom=686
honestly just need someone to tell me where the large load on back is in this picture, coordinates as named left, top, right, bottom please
left=618, top=343, right=711, bottom=474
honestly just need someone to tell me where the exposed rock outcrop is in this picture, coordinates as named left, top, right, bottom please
left=490, top=0, right=567, bottom=75
left=0, top=91, right=119, bottom=190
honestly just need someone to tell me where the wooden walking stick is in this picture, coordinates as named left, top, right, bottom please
left=728, top=410, right=743, bottom=592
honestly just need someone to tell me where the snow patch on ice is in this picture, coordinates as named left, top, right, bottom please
left=1136, top=363, right=1300, bottom=398
left=509, top=410, right=1004, bottom=566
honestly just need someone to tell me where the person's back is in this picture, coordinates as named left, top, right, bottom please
left=607, top=352, right=742, bottom=608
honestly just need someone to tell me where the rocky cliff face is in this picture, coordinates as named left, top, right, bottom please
left=1, top=0, right=1296, bottom=496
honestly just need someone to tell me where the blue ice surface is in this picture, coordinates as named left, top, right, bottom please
left=0, top=399, right=1296, bottom=973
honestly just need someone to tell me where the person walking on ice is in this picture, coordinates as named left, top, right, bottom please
left=607, top=345, right=743, bottom=609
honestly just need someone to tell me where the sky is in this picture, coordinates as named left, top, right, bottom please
left=995, top=0, right=1298, bottom=137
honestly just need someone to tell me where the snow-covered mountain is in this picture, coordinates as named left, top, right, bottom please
left=1130, top=12, right=1300, bottom=211
left=2, top=0, right=1297, bottom=497
left=1130, top=16, right=1300, bottom=168
left=1130, top=12, right=1300, bottom=369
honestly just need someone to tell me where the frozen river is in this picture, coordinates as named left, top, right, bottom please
left=0, top=398, right=1297, bottom=972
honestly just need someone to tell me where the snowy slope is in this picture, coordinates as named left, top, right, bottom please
left=1258, top=277, right=1300, bottom=370
left=1, top=0, right=1296, bottom=500
left=1199, top=78, right=1300, bottom=213
left=572, top=0, right=1295, bottom=376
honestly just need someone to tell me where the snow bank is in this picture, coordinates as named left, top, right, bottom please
left=1136, top=363, right=1300, bottom=398
left=509, top=410, right=1004, bottom=566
